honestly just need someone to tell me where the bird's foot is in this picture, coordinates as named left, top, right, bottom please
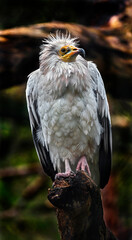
left=55, top=159, right=75, bottom=179
left=76, top=156, right=91, bottom=177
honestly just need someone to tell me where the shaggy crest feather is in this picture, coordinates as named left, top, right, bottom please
left=40, top=31, right=79, bottom=53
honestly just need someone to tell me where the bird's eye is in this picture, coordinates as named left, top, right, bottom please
left=61, top=48, right=66, bottom=53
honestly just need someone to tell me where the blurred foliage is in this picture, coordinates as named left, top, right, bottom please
left=114, top=154, right=132, bottom=227
left=111, top=99, right=132, bottom=229
left=1, top=214, right=59, bottom=240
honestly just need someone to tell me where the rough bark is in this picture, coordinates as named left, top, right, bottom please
left=48, top=171, right=117, bottom=240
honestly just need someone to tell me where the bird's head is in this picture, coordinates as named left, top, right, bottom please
left=40, top=32, right=86, bottom=71
left=39, top=32, right=89, bottom=95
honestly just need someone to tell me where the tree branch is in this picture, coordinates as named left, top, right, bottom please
left=48, top=171, right=117, bottom=240
left=0, top=163, right=42, bottom=179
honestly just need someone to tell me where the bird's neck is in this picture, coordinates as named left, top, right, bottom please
left=40, top=58, right=92, bottom=98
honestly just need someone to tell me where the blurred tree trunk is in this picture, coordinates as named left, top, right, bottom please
left=48, top=171, right=117, bottom=240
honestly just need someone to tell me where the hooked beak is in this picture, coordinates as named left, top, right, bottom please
left=68, top=47, right=85, bottom=60
left=77, top=48, right=85, bottom=58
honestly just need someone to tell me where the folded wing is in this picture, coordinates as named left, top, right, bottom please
left=26, top=70, right=57, bottom=180
left=88, top=62, right=112, bottom=188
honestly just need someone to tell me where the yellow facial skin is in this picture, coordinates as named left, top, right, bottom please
left=59, top=45, right=80, bottom=62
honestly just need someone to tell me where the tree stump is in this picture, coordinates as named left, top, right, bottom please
left=48, top=171, right=117, bottom=240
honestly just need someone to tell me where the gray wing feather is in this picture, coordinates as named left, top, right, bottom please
left=26, top=70, right=56, bottom=180
left=88, top=62, right=112, bottom=188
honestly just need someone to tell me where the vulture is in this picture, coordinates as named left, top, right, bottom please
left=26, top=32, right=112, bottom=188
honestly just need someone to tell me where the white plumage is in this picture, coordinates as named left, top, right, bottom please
left=26, top=32, right=112, bottom=188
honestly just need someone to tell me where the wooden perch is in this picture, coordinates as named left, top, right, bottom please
left=48, top=171, right=117, bottom=240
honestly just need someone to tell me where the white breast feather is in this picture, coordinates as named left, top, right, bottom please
left=36, top=63, right=102, bottom=174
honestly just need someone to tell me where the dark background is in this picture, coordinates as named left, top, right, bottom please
left=0, top=0, right=126, bottom=29
left=0, top=0, right=132, bottom=240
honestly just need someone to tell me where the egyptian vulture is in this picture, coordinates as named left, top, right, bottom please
left=26, top=32, right=112, bottom=188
